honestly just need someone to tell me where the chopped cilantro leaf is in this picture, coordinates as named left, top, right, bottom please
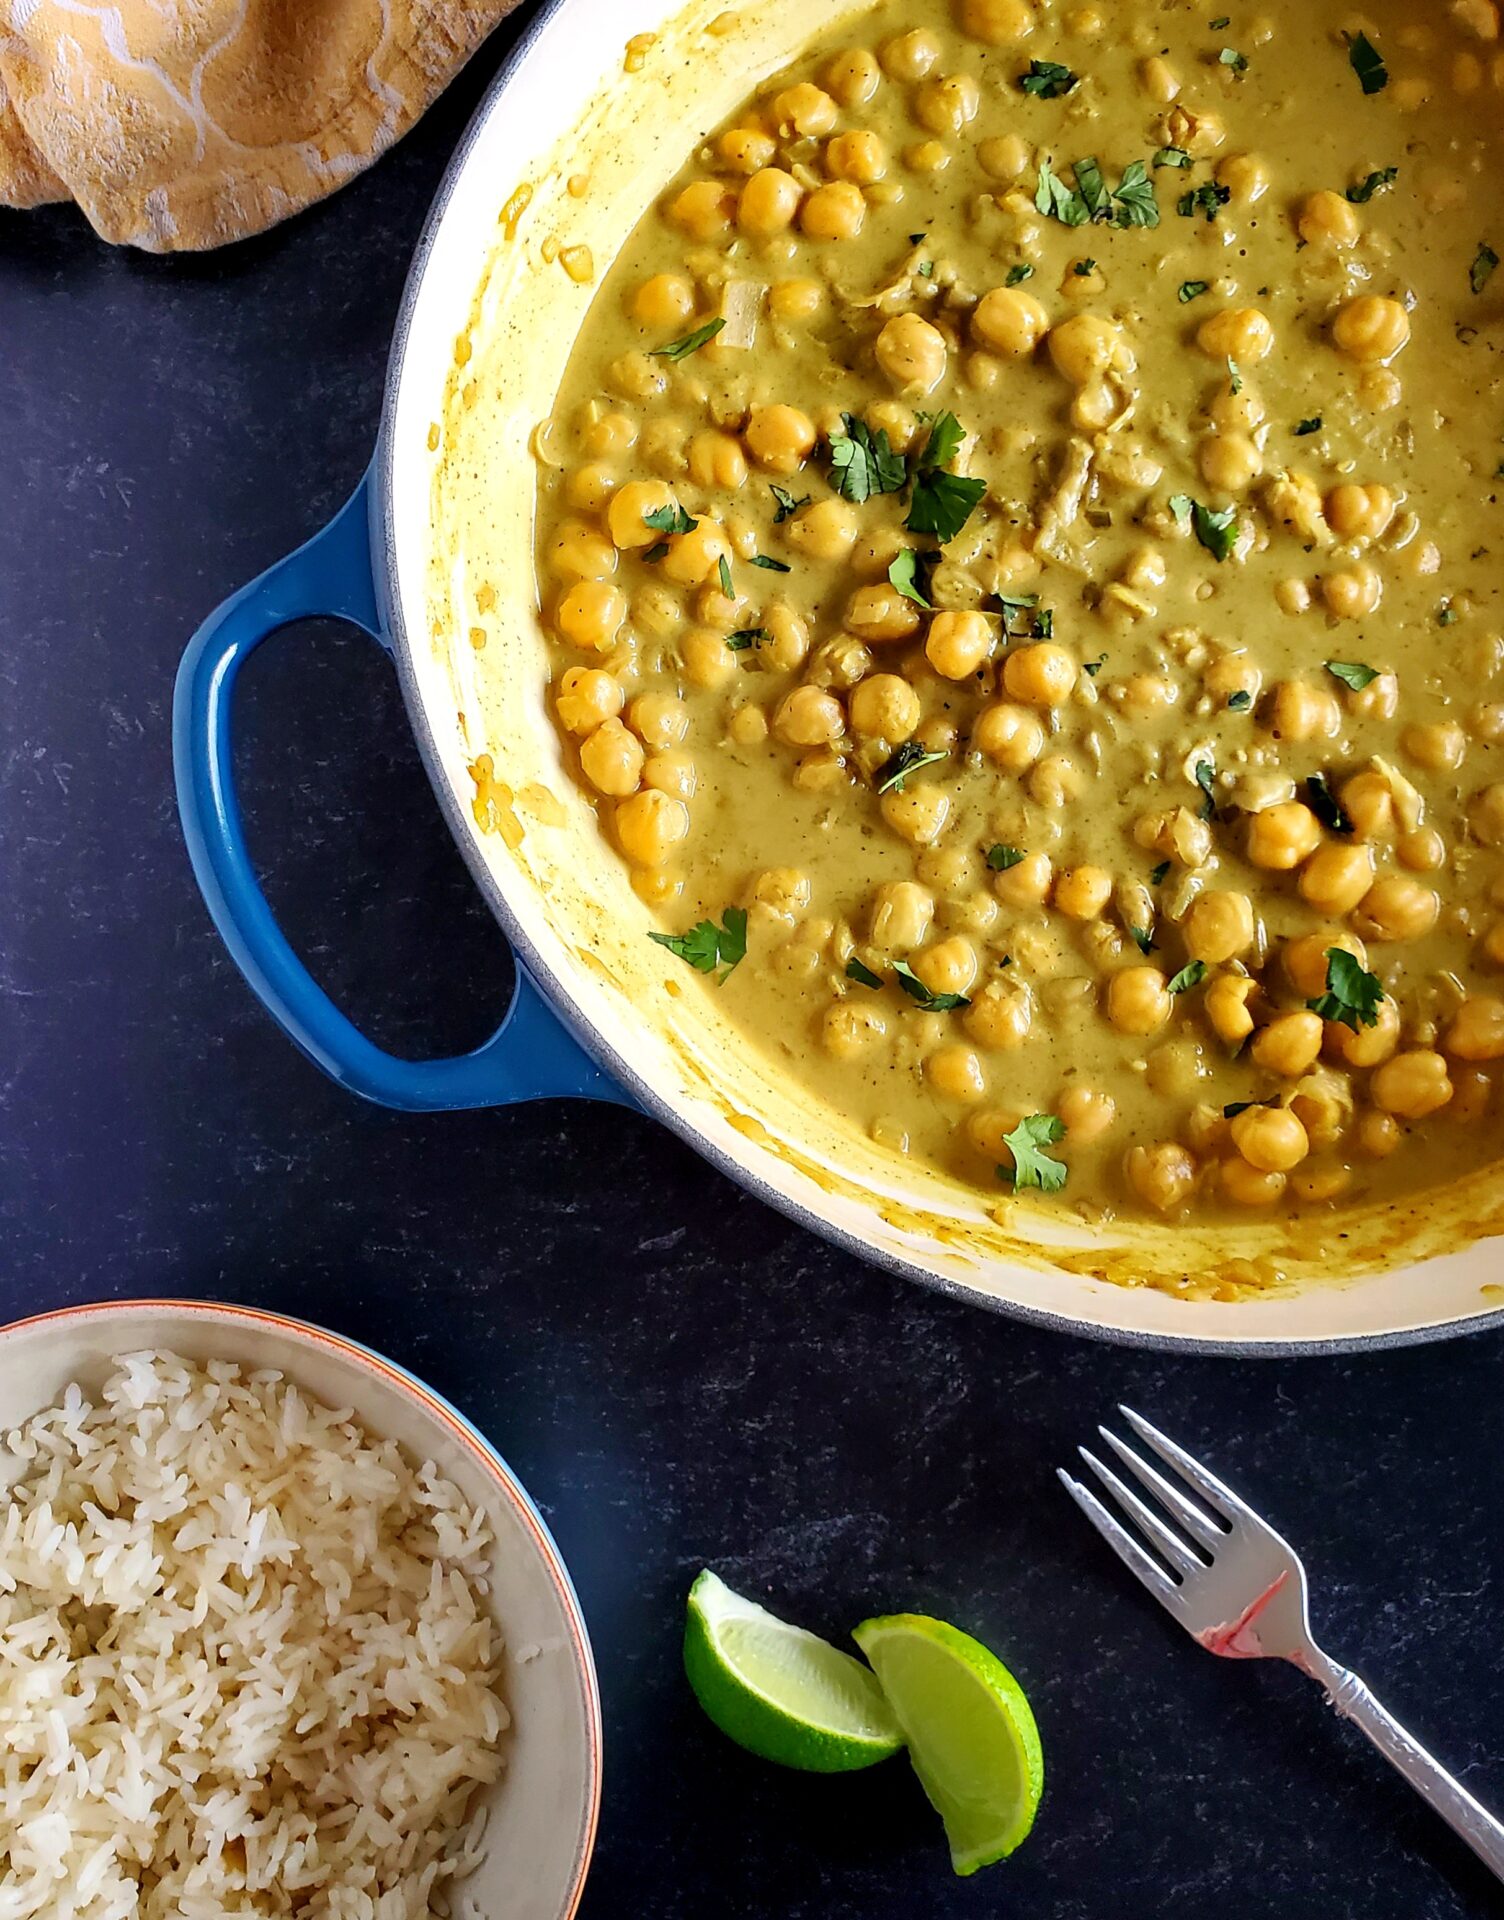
left=1324, top=659, right=1379, bottom=691
left=1471, top=243, right=1499, bottom=296
left=1178, top=181, right=1232, bottom=222
left=1000, top=1114, right=1068, bottom=1194
left=1210, top=14, right=1231, bottom=27
left=1149, top=860, right=1171, bottom=885
left=1438, top=600, right=1459, bottom=627
left=648, top=907, right=747, bottom=979
left=770, top=484, right=810, bottom=522
left=749, top=554, right=790, bottom=572
left=1005, top=263, right=1035, bottom=285
left=1074, top=258, right=1097, bottom=276
left=1167, top=959, right=1208, bottom=996
left=892, top=961, right=970, bottom=1012
left=845, top=957, right=884, bottom=990
left=643, top=500, right=696, bottom=535
left=1346, top=167, right=1397, bottom=204
left=828, top=413, right=907, bottom=503
left=1019, top=59, right=1078, bottom=98
left=642, top=541, right=670, bottom=563
left=1194, top=757, right=1218, bottom=821
left=718, top=555, right=734, bottom=598
left=1111, top=159, right=1160, bottom=228
left=907, top=411, right=986, bottom=542
left=1129, top=925, right=1157, bottom=955
left=1219, top=46, right=1248, bottom=71
left=1169, top=494, right=1241, bottom=561
left=986, top=845, right=1026, bottom=871
left=1308, top=948, right=1385, bottom=1032
left=1155, top=146, right=1192, bottom=168
left=888, top=547, right=933, bottom=608
left=650, top=317, right=725, bottom=361
left=1179, top=278, right=1211, bottom=303
left=876, top=742, right=948, bottom=794
left=724, top=628, right=768, bottom=652
left=1294, top=416, right=1323, bottom=436
left=1227, top=688, right=1253, bottom=711
left=1347, top=29, right=1388, bottom=94
left=1035, top=154, right=1091, bottom=225
left=1083, top=651, right=1106, bottom=676
left=1305, top=771, right=1353, bottom=834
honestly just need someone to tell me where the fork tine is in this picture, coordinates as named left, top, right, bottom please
left=1098, top=1426, right=1226, bottom=1552
left=1118, top=1405, right=1259, bottom=1531
left=1057, top=1469, right=1184, bottom=1613
left=1076, top=1448, right=1204, bottom=1579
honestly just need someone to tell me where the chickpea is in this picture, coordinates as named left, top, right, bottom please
left=875, top=312, right=949, bottom=395
left=964, top=980, right=1033, bottom=1049
left=1230, top=1104, right=1309, bottom=1172
left=1353, top=875, right=1439, bottom=942
left=607, top=479, right=677, bottom=550
left=1246, top=801, right=1323, bottom=871
left=555, top=579, right=628, bottom=652
left=850, top=674, right=922, bottom=741
left=1216, top=152, right=1269, bottom=204
left=555, top=666, right=623, bottom=735
left=1198, top=432, right=1262, bottom=493
left=1451, top=1066, right=1493, bottom=1124
left=1445, top=994, right=1504, bottom=1061
left=628, top=692, right=689, bottom=751
left=881, top=783, right=951, bottom=846
left=800, top=181, right=866, bottom=242
left=1054, top=866, right=1113, bottom=921
left=660, top=518, right=732, bottom=589
left=917, top=72, right=982, bottom=135
left=1220, top=1158, right=1289, bottom=1206
left=666, top=179, right=736, bottom=239
left=823, top=47, right=881, bottom=107
left=975, top=705, right=1043, bottom=776
left=632, top=272, right=696, bottom=329
left=979, top=854, right=1046, bottom=922
left=925, top=1042, right=988, bottom=1101
left=1139, top=54, right=1181, bottom=102
left=1298, top=189, right=1361, bottom=247
left=967, top=1106, right=1023, bottom=1159
left=1047, top=314, right=1126, bottom=385
left=1470, top=782, right=1504, bottom=847
left=1320, top=563, right=1383, bottom=620
left=870, top=880, right=934, bottom=950
left=1059, top=1085, right=1116, bottom=1142
left=881, top=27, right=942, bottom=78
left=773, top=685, right=844, bottom=747
left=615, top=788, right=689, bottom=867
left=845, top=583, right=923, bottom=644
left=823, top=1001, right=889, bottom=1059
left=717, top=127, right=776, bottom=175
left=745, top=404, right=817, bottom=475
left=1126, top=1141, right=1198, bottom=1212
left=1325, top=482, right=1395, bottom=542
left=547, top=520, right=618, bottom=581
left=1371, top=1049, right=1454, bottom=1118
left=976, top=132, right=1030, bottom=180
left=1027, top=753, right=1085, bottom=810
left=738, top=167, right=804, bottom=235
left=1284, top=929, right=1366, bottom=998
left=770, top=81, right=838, bottom=137
left=1196, top=306, right=1275, bottom=364
left=1339, top=770, right=1400, bottom=841
left=1209, top=383, right=1265, bottom=435
left=1401, top=721, right=1467, bottom=773
left=912, top=935, right=978, bottom=998
left=1205, top=971, right=1258, bottom=1046
left=823, top=131, right=885, bottom=187
left=769, top=278, right=824, bottom=324
left=1003, top=642, right=1078, bottom=707
left=643, top=751, right=697, bottom=801
left=688, top=430, right=749, bottom=493
left=1332, top=295, right=1411, bottom=364
left=1184, top=890, right=1256, bottom=964
left=578, top=718, right=644, bottom=797
left=1325, top=993, right=1400, bottom=1068
left=1106, top=966, right=1171, bottom=1035
left=1267, top=678, right=1340, bottom=744
left=1298, top=842, right=1375, bottom=916
left=1347, top=671, right=1399, bottom=723
left=1482, top=921, right=1504, bottom=968
left=786, top=498, right=859, bottom=564
left=959, top=0, right=1035, bottom=43
left=1358, top=1108, right=1401, bottom=1157
left=1251, top=1010, right=1324, bottom=1078
left=972, top=286, right=1050, bottom=359
left=680, top=625, right=735, bottom=690
left=926, top=610, right=994, bottom=680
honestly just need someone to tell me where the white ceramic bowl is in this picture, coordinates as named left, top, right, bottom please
left=0, top=1298, right=600, bottom=1920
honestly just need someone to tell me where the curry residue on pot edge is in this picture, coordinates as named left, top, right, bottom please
left=530, top=0, right=1504, bottom=1229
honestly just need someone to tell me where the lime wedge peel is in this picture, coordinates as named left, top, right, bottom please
left=852, top=1613, right=1044, bottom=1875
left=683, top=1570, right=904, bottom=1773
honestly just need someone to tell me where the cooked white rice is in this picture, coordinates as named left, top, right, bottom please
left=0, top=1351, right=509, bottom=1920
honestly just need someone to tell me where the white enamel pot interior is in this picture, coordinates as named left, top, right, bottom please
left=376, top=0, right=1504, bottom=1353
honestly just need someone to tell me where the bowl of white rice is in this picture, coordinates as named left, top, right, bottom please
left=0, top=1298, right=601, bottom=1920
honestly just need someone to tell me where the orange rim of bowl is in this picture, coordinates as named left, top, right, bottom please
left=0, top=1295, right=603, bottom=1920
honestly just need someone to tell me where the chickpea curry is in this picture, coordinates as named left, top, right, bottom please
left=532, top=0, right=1504, bottom=1226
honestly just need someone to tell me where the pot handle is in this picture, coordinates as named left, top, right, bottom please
left=173, top=470, right=630, bottom=1112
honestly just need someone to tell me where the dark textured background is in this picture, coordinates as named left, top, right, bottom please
left=2, top=12, right=1502, bottom=1916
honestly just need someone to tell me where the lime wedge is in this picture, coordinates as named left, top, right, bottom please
left=684, top=1570, right=903, bottom=1772
left=852, top=1613, right=1043, bottom=1874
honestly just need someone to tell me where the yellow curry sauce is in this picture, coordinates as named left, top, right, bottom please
left=532, top=0, right=1504, bottom=1226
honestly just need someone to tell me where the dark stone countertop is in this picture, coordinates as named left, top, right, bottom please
left=1, top=13, right=1501, bottom=1916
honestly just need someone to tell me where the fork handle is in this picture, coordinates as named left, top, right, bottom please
left=1310, top=1653, right=1504, bottom=1880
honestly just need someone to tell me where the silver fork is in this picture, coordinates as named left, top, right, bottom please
left=1061, top=1406, right=1504, bottom=1882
